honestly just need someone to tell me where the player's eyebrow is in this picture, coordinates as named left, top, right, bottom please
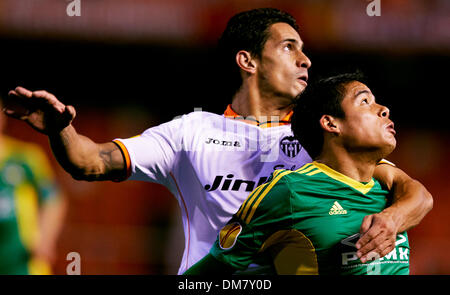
left=354, top=90, right=371, bottom=99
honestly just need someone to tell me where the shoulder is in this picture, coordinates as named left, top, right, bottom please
left=265, top=165, right=317, bottom=196
left=145, top=111, right=225, bottom=133
left=271, top=163, right=318, bottom=186
left=181, top=110, right=224, bottom=123
left=236, top=169, right=298, bottom=225
left=373, top=160, right=400, bottom=190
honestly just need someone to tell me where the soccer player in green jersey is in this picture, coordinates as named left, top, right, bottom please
left=185, top=72, right=416, bottom=275
left=0, top=103, right=67, bottom=274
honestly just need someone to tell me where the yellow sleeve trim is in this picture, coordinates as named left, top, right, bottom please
left=240, top=170, right=294, bottom=224
left=112, top=140, right=132, bottom=181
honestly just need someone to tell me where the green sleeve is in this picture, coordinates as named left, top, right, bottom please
left=209, top=172, right=293, bottom=270
left=183, top=254, right=236, bottom=275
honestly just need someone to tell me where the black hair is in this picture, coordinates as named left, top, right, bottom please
left=291, top=71, right=367, bottom=159
left=218, top=8, right=299, bottom=98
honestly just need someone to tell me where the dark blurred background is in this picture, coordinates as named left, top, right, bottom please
left=0, top=0, right=449, bottom=274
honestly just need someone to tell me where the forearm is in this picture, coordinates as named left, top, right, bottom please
left=48, top=124, right=117, bottom=181
left=355, top=182, right=432, bottom=261
left=356, top=166, right=433, bottom=260
left=383, top=178, right=433, bottom=232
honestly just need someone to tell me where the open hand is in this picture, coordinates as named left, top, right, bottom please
left=355, top=212, right=398, bottom=263
left=3, top=87, right=76, bottom=135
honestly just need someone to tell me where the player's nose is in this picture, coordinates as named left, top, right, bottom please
left=379, top=105, right=390, bottom=118
left=296, top=51, right=311, bottom=69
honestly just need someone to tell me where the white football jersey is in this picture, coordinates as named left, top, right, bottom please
left=114, top=108, right=312, bottom=274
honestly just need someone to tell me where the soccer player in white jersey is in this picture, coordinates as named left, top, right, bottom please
left=3, top=8, right=432, bottom=274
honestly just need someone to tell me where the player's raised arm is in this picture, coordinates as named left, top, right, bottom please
left=3, top=87, right=126, bottom=181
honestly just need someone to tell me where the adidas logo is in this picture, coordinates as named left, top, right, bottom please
left=329, top=201, right=347, bottom=215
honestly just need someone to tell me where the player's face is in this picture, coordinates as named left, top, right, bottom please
left=255, top=22, right=311, bottom=101
left=337, top=81, right=396, bottom=156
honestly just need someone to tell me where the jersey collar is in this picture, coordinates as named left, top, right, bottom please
left=223, top=104, right=293, bottom=128
left=311, top=161, right=375, bottom=195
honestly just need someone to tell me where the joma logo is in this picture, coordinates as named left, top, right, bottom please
left=205, top=138, right=241, bottom=147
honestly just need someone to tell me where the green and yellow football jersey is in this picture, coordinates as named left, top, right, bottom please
left=210, top=162, right=410, bottom=275
left=0, top=136, right=60, bottom=274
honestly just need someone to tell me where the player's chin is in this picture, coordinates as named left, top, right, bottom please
left=386, top=132, right=397, bottom=146
left=381, top=137, right=397, bottom=155
left=291, top=88, right=306, bottom=102
left=296, top=83, right=307, bottom=95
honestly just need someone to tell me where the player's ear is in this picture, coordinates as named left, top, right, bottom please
left=236, top=50, right=257, bottom=74
left=320, top=115, right=340, bottom=135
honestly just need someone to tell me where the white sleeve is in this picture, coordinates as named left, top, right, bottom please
left=113, top=116, right=184, bottom=186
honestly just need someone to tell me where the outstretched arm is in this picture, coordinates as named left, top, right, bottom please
left=4, top=87, right=126, bottom=181
left=48, top=125, right=126, bottom=181
left=355, top=163, right=433, bottom=262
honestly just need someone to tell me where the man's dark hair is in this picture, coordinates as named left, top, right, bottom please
left=218, top=8, right=299, bottom=98
left=291, top=71, right=366, bottom=159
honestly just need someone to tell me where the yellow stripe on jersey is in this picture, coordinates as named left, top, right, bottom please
left=306, top=169, right=322, bottom=176
left=272, top=169, right=283, bottom=178
left=237, top=182, right=269, bottom=220
left=297, top=165, right=316, bottom=174
left=244, top=170, right=294, bottom=224
left=297, top=163, right=313, bottom=173
left=312, top=162, right=375, bottom=195
left=237, top=168, right=290, bottom=219
left=238, top=165, right=311, bottom=221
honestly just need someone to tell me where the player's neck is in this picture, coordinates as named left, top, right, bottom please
left=316, top=145, right=380, bottom=183
left=231, top=87, right=293, bottom=123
